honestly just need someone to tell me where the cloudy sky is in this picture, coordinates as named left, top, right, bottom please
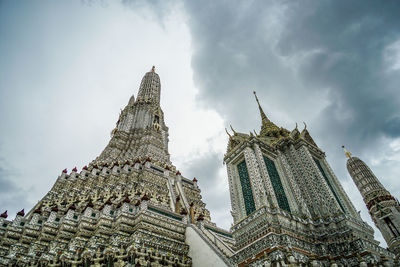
left=1, top=0, right=400, bottom=247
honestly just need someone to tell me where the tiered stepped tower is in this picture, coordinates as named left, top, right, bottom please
left=0, top=67, right=234, bottom=266
left=344, top=147, right=400, bottom=258
left=223, top=92, right=395, bottom=266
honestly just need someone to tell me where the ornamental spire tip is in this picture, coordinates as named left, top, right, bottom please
left=230, top=124, right=237, bottom=135
left=253, top=91, right=270, bottom=125
left=253, top=91, right=260, bottom=104
left=225, top=128, right=232, bottom=138
left=342, top=145, right=352, bottom=159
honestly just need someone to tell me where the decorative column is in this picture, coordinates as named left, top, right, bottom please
left=226, top=162, right=243, bottom=223
left=253, top=143, right=278, bottom=208
left=344, top=147, right=400, bottom=257
left=243, top=146, right=266, bottom=209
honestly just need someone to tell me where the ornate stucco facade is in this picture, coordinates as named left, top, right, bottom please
left=0, top=68, right=398, bottom=266
left=223, top=92, right=397, bottom=266
left=0, top=68, right=234, bottom=266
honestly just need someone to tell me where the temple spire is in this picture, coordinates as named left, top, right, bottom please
left=342, top=145, right=352, bottom=159
left=253, top=91, right=280, bottom=137
left=136, top=66, right=161, bottom=105
left=128, top=95, right=135, bottom=106
left=253, top=91, right=270, bottom=125
left=345, top=149, right=400, bottom=256
left=95, top=67, right=170, bottom=165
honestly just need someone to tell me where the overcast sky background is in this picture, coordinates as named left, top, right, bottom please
left=1, top=0, right=400, bottom=247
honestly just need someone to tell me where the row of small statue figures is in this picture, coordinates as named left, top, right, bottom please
left=249, top=250, right=394, bottom=267
left=22, top=245, right=192, bottom=267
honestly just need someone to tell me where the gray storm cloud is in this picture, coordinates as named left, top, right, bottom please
left=184, top=0, right=400, bottom=145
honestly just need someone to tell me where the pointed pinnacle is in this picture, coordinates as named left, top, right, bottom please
left=253, top=91, right=270, bottom=125
left=342, top=145, right=352, bottom=159
left=230, top=125, right=237, bottom=134
left=253, top=91, right=260, bottom=104
left=225, top=128, right=232, bottom=138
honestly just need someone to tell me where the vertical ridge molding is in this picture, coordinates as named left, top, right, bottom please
left=277, top=152, right=308, bottom=217
left=313, top=158, right=345, bottom=213
left=322, top=158, right=360, bottom=219
left=263, top=156, right=291, bottom=213
left=227, top=163, right=240, bottom=223
left=243, top=147, right=265, bottom=210
left=253, top=144, right=279, bottom=208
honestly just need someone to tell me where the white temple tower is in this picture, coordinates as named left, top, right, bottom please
left=344, top=146, right=400, bottom=259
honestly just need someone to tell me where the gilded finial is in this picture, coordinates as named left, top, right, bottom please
left=151, top=66, right=155, bottom=72
left=225, top=128, right=232, bottom=138
left=230, top=125, right=237, bottom=135
left=111, top=127, right=117, bottom=137
left=253, top=91, right=260, bottom=104
left=303, top=122, right=307, bottom=130
left=253, top=91, right=274, bottom=131
left=342, top=145, right=352, bottom=159
left=295, top=122, right=298, bottom=130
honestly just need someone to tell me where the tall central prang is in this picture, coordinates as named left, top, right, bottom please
left=96, top=66, right=171, bottom=166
